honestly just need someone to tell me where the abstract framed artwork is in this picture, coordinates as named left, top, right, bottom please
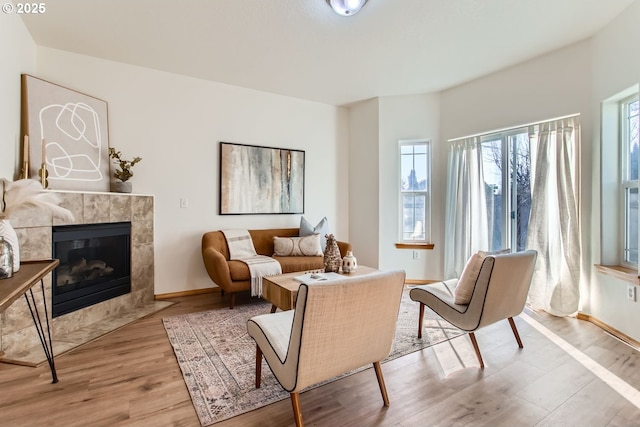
left=219, top=142, right=305, bottom=215
left=21, top=74, right=110, bottom=192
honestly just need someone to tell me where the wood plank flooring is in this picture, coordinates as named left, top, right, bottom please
left=0, top=290, right=639, bottom=427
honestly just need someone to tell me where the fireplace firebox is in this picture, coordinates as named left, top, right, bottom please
left=52, top=222, right=131, bottom=317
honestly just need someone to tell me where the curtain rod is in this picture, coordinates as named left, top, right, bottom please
left=447, top=113, right=580, bottom=143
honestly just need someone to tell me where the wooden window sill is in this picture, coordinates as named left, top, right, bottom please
left=594, top=264, right=640, bottom=285
left=395, top=243, right=435, bottom=250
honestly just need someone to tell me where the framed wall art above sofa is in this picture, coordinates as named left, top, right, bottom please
left=219, top=142, right=305, bottom=215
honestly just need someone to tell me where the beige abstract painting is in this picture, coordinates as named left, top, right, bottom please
left=220, top=142, right=304, bottom=214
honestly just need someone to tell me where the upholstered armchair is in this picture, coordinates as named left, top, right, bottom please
left=246, top=270, right=406, bottom=427
left=410, top=250, right=537, bottom=368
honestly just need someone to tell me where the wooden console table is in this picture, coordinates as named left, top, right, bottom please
left=0, top=259, right=60, bottom=383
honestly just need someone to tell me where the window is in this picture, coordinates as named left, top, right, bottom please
left=480, top=129, right=532, bottom=252
left=399, top=140, right=431, bottom=243
left=600, top=85, right=639, bottom=273
left=621, top=95, right=640, bottom=266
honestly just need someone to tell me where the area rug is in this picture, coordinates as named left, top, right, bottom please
left=163, top=289, right=463, bottom=426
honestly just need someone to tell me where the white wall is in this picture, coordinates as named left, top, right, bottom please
left=378, top=94, right=442, bottom=280
left=0, top=13, right=36, bottom=180
left=33, top=47, right=349, bottom=295
left=347, top=98, right=380, bottom=268
left=588, top=0, right=640, bottom=340
left=347, top=94, right=442, bottom=281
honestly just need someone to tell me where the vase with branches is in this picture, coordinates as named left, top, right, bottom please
left=108, top=148, right=142, bottom=193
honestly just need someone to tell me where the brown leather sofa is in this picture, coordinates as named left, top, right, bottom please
left=202, top=228, right=351, bottom=308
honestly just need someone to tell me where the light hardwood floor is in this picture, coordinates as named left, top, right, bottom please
left=1, top=290, right=639, bottom=427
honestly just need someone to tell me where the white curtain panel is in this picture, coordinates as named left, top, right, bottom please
left=444, top=137, right=489, bottom=279
left=527, top=117, right=581, bottom=316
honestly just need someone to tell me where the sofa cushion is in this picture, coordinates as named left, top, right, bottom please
left=228, top=256, right=324, bottom=281
left=300, top=216, right=330, bottom=251
left=273, top=256, right=324, bottom=274
left=273, top=235, right=323, bottom=256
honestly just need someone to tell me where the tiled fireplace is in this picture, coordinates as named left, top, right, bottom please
left=0, top=191, right=168, bottom=365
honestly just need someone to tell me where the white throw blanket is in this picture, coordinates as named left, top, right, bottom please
left=222, top=229, right=282, bottom=297
left=222, top=229, right=257, bottom=259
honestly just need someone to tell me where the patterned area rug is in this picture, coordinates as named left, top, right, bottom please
left=163, top=289, right=463, bottom=426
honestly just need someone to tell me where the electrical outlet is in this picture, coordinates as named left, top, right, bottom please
left=627, top=285, right=636, bottom=302
left=412, top=251, right=420, bottom=260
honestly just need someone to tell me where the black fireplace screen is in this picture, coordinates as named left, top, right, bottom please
left=52, top=222, right=131, bottom=317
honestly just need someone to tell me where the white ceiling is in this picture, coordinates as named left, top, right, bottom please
left=20, top=0, right=635, bottom=106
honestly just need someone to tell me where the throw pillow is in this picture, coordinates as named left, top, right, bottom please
left=478, top=248, right=511, bottom=257
left=453, top=252, right=485, bottom=305
left=300, top=216, right=330, bottom=251
left=273, top=234, right=323, bottom=257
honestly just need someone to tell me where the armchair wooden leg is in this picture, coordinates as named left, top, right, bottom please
left=418, top=303, right=425, bottom=339
left=508, top=317, right=524, bottom=348
left=255, top=345, right=262, bottom=388
left=290, top=392, right=304, bottom=427
left=373, top=361, right=390, bottom=407
left=469, top=332, right=485, bottom=369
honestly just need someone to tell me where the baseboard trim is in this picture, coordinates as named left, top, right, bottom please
left=577, top=312, right=640, bottom=352
left=155, top=287, right=220, bottom=300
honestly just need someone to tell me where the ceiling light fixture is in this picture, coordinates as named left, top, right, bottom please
left=326, top=0, right=368, bottom=16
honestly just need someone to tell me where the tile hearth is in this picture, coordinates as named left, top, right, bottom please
left=2, top=300, right=173, bottom=366
left=0, top=191, right=170, bottom=366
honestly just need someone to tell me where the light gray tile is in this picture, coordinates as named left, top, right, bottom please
left=109, top=195, right=132, bottom=223
left=83, top=193, right=110, bottom=223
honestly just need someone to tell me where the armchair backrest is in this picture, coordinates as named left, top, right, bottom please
left=283, top=270, right=406, bottom=392
left=465, top=250, right=537, bottom=330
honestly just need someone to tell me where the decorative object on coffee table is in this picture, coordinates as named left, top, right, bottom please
left=342, top=250, right=358, bottom=273
left=0, top=178, right=74, bottom=272
left=323, top=233, right=342, bottom=272
left=108, top=147, right=142, bottom=193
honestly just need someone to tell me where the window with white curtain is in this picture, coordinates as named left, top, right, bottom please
left=445, top=115, right=581, bottom=316
left=399, top=140, right=431, bottom=243
left=480, top=129, right=532, bottom=252
left=621, top=95, right=640, bottom=266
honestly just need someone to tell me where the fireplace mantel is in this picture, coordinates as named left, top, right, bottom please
left=0, top=191, right=163, bottom=365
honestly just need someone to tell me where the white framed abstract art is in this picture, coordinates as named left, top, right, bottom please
left=219, top=142, right=305, bottom=215
left=21, top=74, right=110, bottom=191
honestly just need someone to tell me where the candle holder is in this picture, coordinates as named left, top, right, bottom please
left=39, top=163, right=48, bottom=189
left=20, top=161, right=29, bottom=180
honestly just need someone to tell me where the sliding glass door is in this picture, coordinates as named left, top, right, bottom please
left=481, top=129, right=532, bottom=252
